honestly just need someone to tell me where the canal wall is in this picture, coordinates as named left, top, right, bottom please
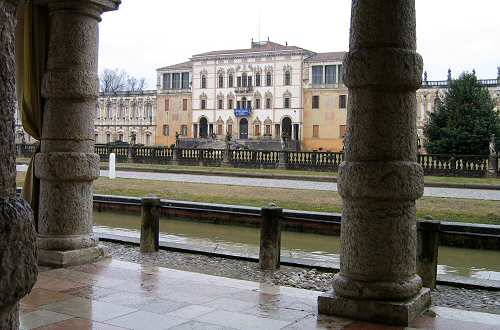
left=93, top=194, right=500, bottom=251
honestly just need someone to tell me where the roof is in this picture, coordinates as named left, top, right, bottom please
left=192, top=41, right=311, bottom=58
left=156, top=61, right=192, bottom=71
left=305, top=52, right=346, bottom=63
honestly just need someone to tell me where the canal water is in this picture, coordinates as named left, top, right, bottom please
left=93, top=211, right=500, bottom=281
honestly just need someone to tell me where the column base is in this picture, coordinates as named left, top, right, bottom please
left=38, top=245, right=110, bottom=268
left=318, top=287, right=431, bottom=326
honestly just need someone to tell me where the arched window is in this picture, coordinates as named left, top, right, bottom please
left=284, top=70, right=291, bottom=86
left=201, top=75, right=207, bottom=89
left=266, top=72, right=272, bottom=86
left=218, top=75, right=224, bottom=88
left=283, top=91, right=291, bottom=109
left=228, top=73, right=234, bottom=88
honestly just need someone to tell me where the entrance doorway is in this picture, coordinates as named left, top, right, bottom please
left=282, top=117, right=292, bottom=139
left=239, top=118, right=248, bottom=139
left=199, top=117, right=208, bottom=138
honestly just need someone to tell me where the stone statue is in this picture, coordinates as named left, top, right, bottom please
left=490, top=134, right=497, bottom=156
left=423, top=71, right=427, bottom=83
left=225, top=131, right=231, bottom=143
left=447, top=68, right=452, bottom=81
left=497, top=66, right=500, bottom=80
left=175, top=131, right=180, bottom=145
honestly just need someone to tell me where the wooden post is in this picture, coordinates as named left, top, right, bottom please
left=140, top=196, right=160, bottom=253
left=417, top=219, right=440, bottom=289
left=259, top=204, right=282, bottom=270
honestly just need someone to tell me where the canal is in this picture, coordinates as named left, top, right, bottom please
left=94, top=210, right=500, bottom=281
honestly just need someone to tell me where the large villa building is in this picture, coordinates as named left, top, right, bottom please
left=15, top=40, right=500, bottom=151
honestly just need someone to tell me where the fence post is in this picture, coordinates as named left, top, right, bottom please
left=488, top=155, right=498, bottom=177
left=278, top=150, right=287, bottom=169
left=417, top=219, right=440, bottom=289
left=127, top=146, right=134, bottom=163
left=259, top=204, right=282, bottom=270
left=222, top=148, right=231, bottom=167
left=140, top=196, right=160, bottom=253
left=171, top=146, right=180, bottom=165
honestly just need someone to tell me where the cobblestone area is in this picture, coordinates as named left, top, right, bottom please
left=102, top=241, right=500, bottom=315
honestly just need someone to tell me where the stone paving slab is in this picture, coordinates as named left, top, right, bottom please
left=19, top=258, right=500, bottom=329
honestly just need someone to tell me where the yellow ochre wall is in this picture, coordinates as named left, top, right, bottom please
left=155, top=93, right=192, bottom=146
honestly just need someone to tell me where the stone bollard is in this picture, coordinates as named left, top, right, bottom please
left=488, top=155, right=498, bottom=177
left=140, top=197, right=160, bottom=253
left=171, top=146, right=180, bottom=165
left=417, top=219, right=440, bottom=289
left=222, top=148, right=231, bottom=167
left=108, top=153, right=116, bottom=179
left=127, top=146, right=134, bottom=163
left=259, top=204, right=282, bottom=270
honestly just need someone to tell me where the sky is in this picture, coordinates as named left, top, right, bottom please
left=98, top=0, right=500, bottom=89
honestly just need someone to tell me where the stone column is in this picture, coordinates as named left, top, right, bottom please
left=318, top=0, right=430, bottom=326
left=34, top=0, right=119, bottom=267
left=0, top=1, right=38, bottom=328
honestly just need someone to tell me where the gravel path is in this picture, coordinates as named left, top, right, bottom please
left=102, top=241, right=500, bottom=315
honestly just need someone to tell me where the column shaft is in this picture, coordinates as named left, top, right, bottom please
left=318, top=0, right=430, bottom=325
left=34, top=0, right=119, bottom=265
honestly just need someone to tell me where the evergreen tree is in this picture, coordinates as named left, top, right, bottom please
left=424, top=72, right=500, bottom=155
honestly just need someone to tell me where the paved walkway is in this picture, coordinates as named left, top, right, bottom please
left=100, top=169, right=500, bottom=201
left=20, top=258, right=500, bottom=329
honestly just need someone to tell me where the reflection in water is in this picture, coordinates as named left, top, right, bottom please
left=93, top=210, right=500, bottom=280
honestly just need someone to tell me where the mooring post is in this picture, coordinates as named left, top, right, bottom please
left=417, top=219, right=440, bottom=289
left=140, top=196, right=160, bottom=253
left=108, top=153, right=116, bottom=179
left=259, top=204, right=282, bottom=270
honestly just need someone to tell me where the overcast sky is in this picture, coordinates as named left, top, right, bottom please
left=98, top=0, right=500, bottom=89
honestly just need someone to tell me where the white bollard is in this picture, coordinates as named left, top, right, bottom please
left=109, top=153, right=116, bottom=179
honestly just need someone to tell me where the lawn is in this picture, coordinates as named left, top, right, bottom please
left=16, top=172, right=500, bottom=225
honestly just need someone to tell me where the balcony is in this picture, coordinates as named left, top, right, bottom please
left=234, top=86, right=253, bottom=94
left=234, top=106, right=252, bottom=117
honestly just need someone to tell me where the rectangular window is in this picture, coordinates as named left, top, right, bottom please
left=227, top=124, right=233, bottom=135
left=339, top=95, right=347, bottom=109
left=172, top=73, right=181, bottom=89
left=163, top=73, right=171, bottom=89
left=265, top=98, right=271, bottom=109
left=217, top=124, right=223, bottom=135
left=255, top=99, right=261, bottom=109
left=237, top=76, right=242, bottom=87
left=163, top=124, right=169, bottom=136
left=182, top=72, right=190, bottom=89
left=228, top=75, right=234, bottom=88
left=254, top=125, right=260, bottom=136
left=218, top=75, right=224, bottom=88
left=325, top=65, right=337, bottom=84
left=284, top=97, right=290, bottom=109
left=182, top=98, right=187, bottom=111
left=165, top=99, right=169, bottom=111
left=256, top=74, right=261, bottom=87
left=201, top=99, right=206, bottom=110
left=265, top=124, right=271, bottom=136
left=338, top=64, right=343, bottom=84
left=312, top=95, right=319, bottom=109
left=312, top=66, right=323, bottom=85
left=181, top=125, right=188, bottom=136
left=313, top=125, right=319, bottom=138
left=218, top=99, right=223, bottom=110
left=340, top=125, right=347, bottom=138
left=228, top=99, right=234, bottom=109
left=247, top=76, right=252, bottom=87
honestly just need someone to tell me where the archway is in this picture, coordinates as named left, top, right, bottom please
left=281, top=117, right=292, bottom=139
left=239, top=118, right=248, bottom=139
left=199, top=117, right=208, bottom=138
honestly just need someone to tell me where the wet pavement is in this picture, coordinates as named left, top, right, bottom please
left=15, top=165, right=500, bottom=200
left=20, top=258, right=500, bottom=329
left=99, top=169, right=500, bottom=201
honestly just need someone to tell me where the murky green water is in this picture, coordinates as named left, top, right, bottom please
left=93, top=210, right=500, bottom=280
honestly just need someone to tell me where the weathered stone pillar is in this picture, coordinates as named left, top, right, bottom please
left=34, top=0, right=120, bottom=267
left=417, top=220, right=440, bottom=289
left=140, top=196, right=160, bottom=253
left=0, top=1, right=38, bottom=328
left=318, top=0, right=430, bottom=325
left=259, top=204, right=282, bottom=270
left=278, top=150, right=287, bottom=169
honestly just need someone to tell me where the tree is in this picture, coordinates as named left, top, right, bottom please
left=99, top=68, right=148, bottom=92
left=424, top=72, right=500, bottom=155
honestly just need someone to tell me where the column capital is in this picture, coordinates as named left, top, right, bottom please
left=35, top=0, right=120, bottom=19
